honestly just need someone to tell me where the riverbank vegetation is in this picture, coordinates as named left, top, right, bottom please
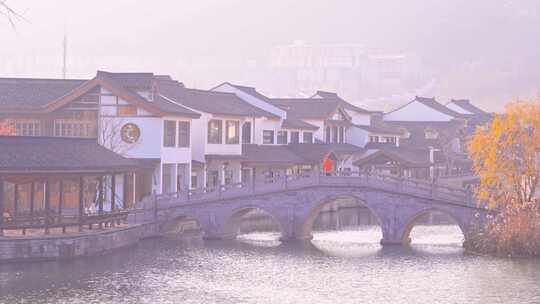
left=466, top=100, right=540, bottom=256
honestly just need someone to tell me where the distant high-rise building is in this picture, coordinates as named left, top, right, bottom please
left=247, top=41, right=426, bottom=108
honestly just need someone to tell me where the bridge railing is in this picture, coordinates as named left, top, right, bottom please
left=319, top=171, right=472, bottom=204
left=150, top=170, right=475, bottom=209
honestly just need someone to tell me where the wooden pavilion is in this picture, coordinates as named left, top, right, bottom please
left=0, top=136, right=141, bottom=236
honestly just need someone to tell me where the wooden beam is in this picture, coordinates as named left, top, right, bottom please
left=13, top=184, right=19, bottom=217
left=44, top=178, right=50, bottom=235
left=123, top=173, right=128, bottom=210
left=58, top=180, right=64, bottom=216
left=98, top=176, right=103, bottom=229
left=78, top=176, right=84, bottom=232
left=30, top=182, right=35, bottom=221
left=0, top=176, right=4, bottom=236
left=111, top=174, right=116, bottom=212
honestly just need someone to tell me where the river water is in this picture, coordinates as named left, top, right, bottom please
left=1, top=209, right=540, bottom=304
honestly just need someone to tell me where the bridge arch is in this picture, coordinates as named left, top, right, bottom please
left=161, top=214, right=204, bottom=235
left=401, top=207, right=467, bottom=245
left=299, top=194, right=383, bottom=241
left=221, top=205, right=285, bottom=240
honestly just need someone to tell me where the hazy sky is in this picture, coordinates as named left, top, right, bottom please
left=2, top=0, right=540, bottom=110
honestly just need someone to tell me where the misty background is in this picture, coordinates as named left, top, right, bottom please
left=2, top=0, right=540, bottom=112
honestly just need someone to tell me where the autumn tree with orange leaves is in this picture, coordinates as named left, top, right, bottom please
left=467, top=100, right=540, bottom=256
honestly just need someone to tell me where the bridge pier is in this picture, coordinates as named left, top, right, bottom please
left=279, top=232, right=313, bottom=242
left=380, top=237, right=411, bottom=246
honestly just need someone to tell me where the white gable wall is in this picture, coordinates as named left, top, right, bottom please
left=346, top=127, right=370, bottom=147
left=254, top=117, right=281, bottom=145
left=384, top=100, right=455, bottom=122
left=304, top=119, right=325, bottom=142
left=213, top=83, right=287, bottom=118
left=345, top=109, right=371, bottom=125
left=99, top=88, right=162, bottom=159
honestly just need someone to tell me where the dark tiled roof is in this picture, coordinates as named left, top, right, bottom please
left=0, top=78, right=87, bottom=108
left=132, top=158, right=160, bottom=169
left=355, top=145, right=435, bottom=168
left=281, top=118, right=319, bottom=130
left=98, top=71, right=154, bottom=89
left=0, top=72, right=200, bottom=118
left=205, top=154, right=246, bottom=161
left=153, top=95, right=202, bottom=117
left=0, top=136, right=139, bottom=173
left=157, top=80, right=278, bottom=118
left=448, top=99, right=489, bottom=116
left=286, top=143, right=364, bottom=163
left=241, top=143, right=363, bottom=165
left=242, top=145, right=306, bottom=164
left=313, top=90, right=372, bottom=114
left=97, top=71, right=200, bottom=118
left=353, top=123, right=403, bottom=135
left=224, top=83, right=272, bottom=102
left=386, top=96, right=469, bottom=121
left=417, top=97, right=469, bottom=119
left=385, top=121, right=465, bottom=150
left=271, top=99, right=340, bottom=119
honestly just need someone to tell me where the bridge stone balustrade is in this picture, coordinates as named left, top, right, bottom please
left=128, top=172, right=487, bottom=246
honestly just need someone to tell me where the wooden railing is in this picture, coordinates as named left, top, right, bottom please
left=1, top=210, right=129, bottom=235
left=148, top=171, right=476, bottom=211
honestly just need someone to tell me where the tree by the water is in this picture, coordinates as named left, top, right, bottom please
left=468, top=100, right=540, bottom=256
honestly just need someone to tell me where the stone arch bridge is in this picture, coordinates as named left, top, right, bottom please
left=129, top=172, right=486, bottom=245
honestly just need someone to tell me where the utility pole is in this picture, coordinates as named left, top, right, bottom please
left=62, top=32, right=67, bottom=79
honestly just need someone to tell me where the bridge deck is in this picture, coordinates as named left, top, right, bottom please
left=149, top=172, right=477, bottom=210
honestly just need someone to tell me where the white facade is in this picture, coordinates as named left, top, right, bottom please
left=98, top=88, right=193, bottom=194
left=345, top=109, right=371, bottom=125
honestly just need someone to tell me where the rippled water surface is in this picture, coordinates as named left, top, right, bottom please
left=1, top=226, right=540, bottom=304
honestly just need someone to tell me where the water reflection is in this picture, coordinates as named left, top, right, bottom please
left=2, top=207, right=540, bottom=304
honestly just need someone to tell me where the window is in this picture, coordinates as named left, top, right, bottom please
left=382, top=136, right=396, bottom=144
left=176, top=164, right=187, bottom=192
left=241, top=168, right=251, bottom=183
left=369, top=135, right=379, bottom=143
left=290, top=131, right=300, bottom=143
left=208, top=120, right=223, bottom=144
left=162, top=164, right=174, bottom=193
left=277, top=131, right=288, bottom=144
left=263, top=130, right=274, bottom=144
left=191, top=171, right=198, bottom=189
left=178, top=121, right=190, bottom=147
left=207, top=171, right=219, bottom=188
left=54, top=120, right=94, bottom=138
left=15, top=120, right=40, bottom=136
left=242, top=122, right=251, bottom=144
left=118, top=105, right=137, bottom=116
left=325, top=127, right=331, bottom=143
left=225, top=120, right=239, bottom=144
left=163, top=120, right=176, bottom=147
left=425, top=129, right=439, bottom=139
left=332, top=126, right=338, bottom=143
left=339, top=127, right=344, bottom=144
left=224, top=170, right=233, bottom=185
left=303, top=132, right=313, bottom=143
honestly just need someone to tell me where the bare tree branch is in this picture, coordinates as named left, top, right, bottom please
left=0, top=0, right=26, bottom=28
